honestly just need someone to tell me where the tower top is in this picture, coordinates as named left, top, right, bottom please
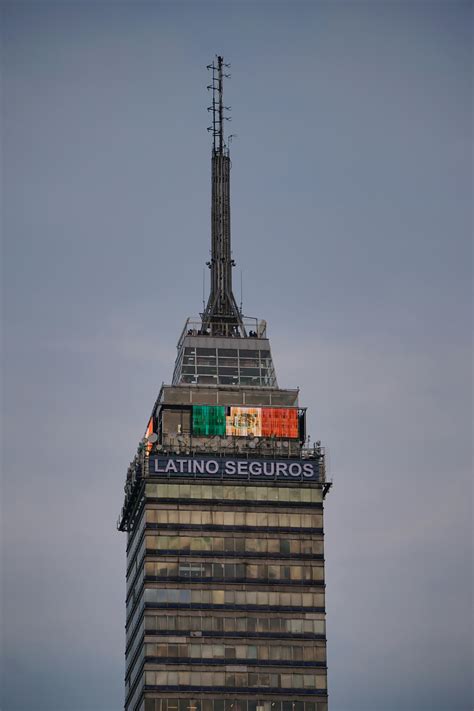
left=202, top=56, right=245, bottom=336
left=207, top=55, right=231, bottom=156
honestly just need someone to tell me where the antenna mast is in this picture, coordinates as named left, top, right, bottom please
left=202, top=56, right=246, bottom=337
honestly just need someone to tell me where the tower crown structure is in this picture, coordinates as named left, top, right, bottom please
left=203, top=55, right=245, bottom=336
left=118, top=57, right=330, bottom=711
left=172, top=56, right=277, bottom=389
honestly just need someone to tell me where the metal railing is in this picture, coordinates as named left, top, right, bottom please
left=176, top=316, right=268, bottom=352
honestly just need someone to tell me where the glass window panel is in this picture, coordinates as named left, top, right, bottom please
left=293, top=645, right=304, bottom=661
left=224, top=617, right=235, bottom=631
left=235, top=563, right=245, bottom=578
left=239, top=367, right=260, bottom=376
left=236, top=617, right=246, bottom=631
left=235, top=538, right=245, bottom=553
left=246, top=538, right=259, bottom=553
left=226, top=645, right=236, bottom=659
left=268, top=565, right=279, bottom=580
left=219, top=366, right=238, bottom=375
left=247, top=564, right=258, bottom=579
left=196, top=356, right=217, bottom=366
left=290, top=540, right=301, bottom=555
left=197, top=375, right=218, bottom=384
left=214, top=617, right=224, bottom=631
left=218, top=357, right=238, bottom=367
left=292, top=674, right=303, bottom=689
left=267, top=539, right=279, bottom=553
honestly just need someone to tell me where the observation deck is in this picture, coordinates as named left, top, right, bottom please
left=173, top=317, right=277, bottom=388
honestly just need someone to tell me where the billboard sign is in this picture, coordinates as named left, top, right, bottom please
left=149, top=455, right=320, bottom=481
left=226, top=407, right=262, bottom=437
left=191, top=406, right=302, bottom=439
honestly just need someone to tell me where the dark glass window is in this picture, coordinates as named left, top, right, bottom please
left=240, top=367, right=260, bottom=376
left=197, top=348, right=217, bottom=356
left=218, top=357, right=238, bottom=367
left=240, top=376, right=261, bottom=385
left=219, top=366, right=238, bottom=376
left=197, top=375, right=218, bottom=384
left=197, top=356, right=216, bottom=366
left=239, top=358, right=260, bottom=368
left=240, top=350, right=259, bottom=358
left=181, top=375, right=197, bottom=384
left=218, top=349, right=238, bottom=357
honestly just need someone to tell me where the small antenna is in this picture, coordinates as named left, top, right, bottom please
left=240, top=270, right=243, bottom=313
left=207, top=55, right=231, bottom=156
left=202, top=267, right=206, bottom=311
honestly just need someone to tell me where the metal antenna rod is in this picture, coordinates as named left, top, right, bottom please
left=203, top=56, right=245, bottom=337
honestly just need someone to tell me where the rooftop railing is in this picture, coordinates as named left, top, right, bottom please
left=176, top=316, right=268, bottom=352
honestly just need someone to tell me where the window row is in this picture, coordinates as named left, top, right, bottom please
left=145, top=509, right=323, bottom=529
left=184, top=346, right=271, bottom=360
left=180, top=374, right=275, bottom=387
left=144, top=642, right=325, bottom=663
left=143, top=588, right=325, bottom=609
left=143, top=698, right=328, bottom=711
left=145, top=613, right=325, bottom=636
left=144, top=670, right=327, bottom=690
left=127, top=515, right=146, bottom=559
left=146, top=484, right=322, bottom=504
left=145, top=561, right=324, bottom=582
left=182, top=366, right=273, bottom=377
left=146, top=535, right=323, bottom=556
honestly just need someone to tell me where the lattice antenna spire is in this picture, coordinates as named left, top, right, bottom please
left=207, top=55, right=231, bottom=155
left=202, top=56, right=245, bottom=337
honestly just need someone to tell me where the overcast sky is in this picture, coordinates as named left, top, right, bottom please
left=1, top=2, right=472, bottom=710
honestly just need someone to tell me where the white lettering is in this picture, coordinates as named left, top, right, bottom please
left=225, top=460, right=236, bottom=475
left=276, top=462, right=288, bottom=477
left=205, top=460, right=219, bottom=474
left=165, top=459, right=178, bottom=473
left=303, top=463, right=315, bottom=478
left=249, top=461, right=262, bottom=476
left=237, top=461, right=249, bottom=474
left=176, top=459, right=187, bottom=473
left=289, top=463, right=302, bottom=477
left=193, top=460, right=205, bottom=474
left=263, top=462, right=275, bottom=476
left=154, top=459, right=166, bottom=473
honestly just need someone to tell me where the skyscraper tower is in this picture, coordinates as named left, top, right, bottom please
left=118, top=56, right=331, bottom=711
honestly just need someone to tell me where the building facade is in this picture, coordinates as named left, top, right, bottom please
left=118, top=56, right=331, bottom=711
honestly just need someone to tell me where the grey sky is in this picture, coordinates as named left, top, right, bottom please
left=1, top=2, right=472, bottom=710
